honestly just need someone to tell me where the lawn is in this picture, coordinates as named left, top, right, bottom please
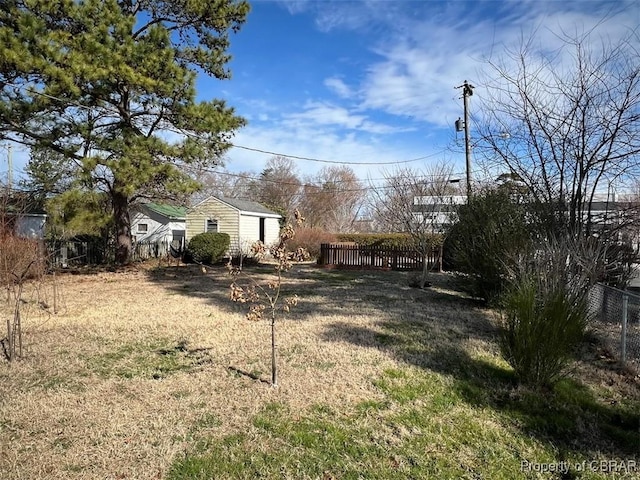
left=0, top=263, right=638, bottom=479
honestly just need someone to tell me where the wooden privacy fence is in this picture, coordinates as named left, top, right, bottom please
left=318, top=243, right=439, bottom=270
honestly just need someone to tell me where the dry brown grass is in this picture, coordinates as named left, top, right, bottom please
left=1, top=264, right=478, bottom=479
left=2, top=264, right=636, bottom=479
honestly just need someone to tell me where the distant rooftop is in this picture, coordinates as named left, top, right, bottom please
left=144, top=203, right=187, bottom=220
left=413, top=195, right=467, bottom=206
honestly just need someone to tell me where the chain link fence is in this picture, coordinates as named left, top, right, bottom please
left=588, top=283, right=640, bottom=372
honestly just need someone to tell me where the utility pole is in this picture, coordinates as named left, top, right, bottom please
left=455, top=80, right=474, bottom=199
left=7, top=144, right=12, bottom=192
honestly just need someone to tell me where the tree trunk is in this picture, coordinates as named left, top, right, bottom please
left=420, top=252, right=429, bottom=288
left=6, top=304, right=13, bottom=362
left=271, top=313, right=278, bottom=387
left=112, top=189, right=132, bottom=265
left=15, top=284, right=22, bottom=359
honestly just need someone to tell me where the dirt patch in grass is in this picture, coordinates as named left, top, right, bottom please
left=1, top=263, right=638, bottom=479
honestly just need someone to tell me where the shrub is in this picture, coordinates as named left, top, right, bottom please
left=288, top=227, right=337, bottom=260
left=1, top=234, right=47, bottom=362
left=500, top=278, right=589, bottom=389
left=499, top=240, right=593, bottom=389
left=187, top=233, right=230, bottom=265
left=444, top=188, right=534, bottom=303
left=336, top=233, right=419, bottom=248
left=0, top=235, right=46, bottom=285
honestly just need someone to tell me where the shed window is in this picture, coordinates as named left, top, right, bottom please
left=206, top=219, right=218, bottom=233
left=137, top=223, right=148, bottom=233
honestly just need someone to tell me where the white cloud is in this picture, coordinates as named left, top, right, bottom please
left=292, top=0, right=640, bottom=130
left=285, top=101, right=366, bottom=129
left=278, top=0, right=311, bottom=16
left=324, top=76, right=353, bottom=98
left=359, top=39, right=486, bottom=128
left=225, top=0, right=640, bottom=184
left=282, top=101, right=415, bottom=134
left=225, top=120, right=445, bottom=182
left=312, top=0, right=422, bottom=34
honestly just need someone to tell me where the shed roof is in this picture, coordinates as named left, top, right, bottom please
left=217, top=196, right=280, bottom=216
left=192, top=196, right=281, bottom=217
left=144, top=203, right=187, bottom=220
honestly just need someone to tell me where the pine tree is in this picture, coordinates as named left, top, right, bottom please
left=0, top=0, right=249, bottom=263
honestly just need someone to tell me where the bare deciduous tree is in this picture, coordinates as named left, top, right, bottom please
left=228, top=210, right=308, bottom=387
left=1, top=193, right=48, bottom=362
left=370, top=162, right=460, bottom=287
left=191, top=169, right=256, bottom=204
left=298, top=166, right=365, bottom=232
left=255, top=156, right=301, bottom=219
left=476, top=29, right=640, bottom=240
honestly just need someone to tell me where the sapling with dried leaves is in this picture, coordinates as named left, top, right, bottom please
left=228, top=210, right=308, bottom=387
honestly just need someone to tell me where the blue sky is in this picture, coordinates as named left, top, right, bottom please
left=203, top=0, right=639, bottom=183
left=3, top=0, right=639, bottom=186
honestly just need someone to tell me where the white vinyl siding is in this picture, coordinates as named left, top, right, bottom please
left=238, top=215, right=280, bottom=248
left=14, top=214, right=47, bottom=239
left=130, top=208, right=186, bottom=244
left=239, top=215, right=259, bottom=247
left=262, top=217, right=280, bottom=246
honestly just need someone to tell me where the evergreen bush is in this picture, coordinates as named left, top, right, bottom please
left=500, top=277, right=589, bottom=389
left=444, top=188, right=534, bottom=302
left=187, top=233, right=230, bottom=265
left=336, top=233, right=441, bottom=249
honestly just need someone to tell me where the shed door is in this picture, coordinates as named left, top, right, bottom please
left=259, top=218, right=265, bottom=243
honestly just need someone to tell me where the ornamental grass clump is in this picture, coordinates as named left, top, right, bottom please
left=500, top=278, right=589, bottom=388
left=500, top=239, right=595, bottom=389
left=228, top=210, right=309, bottom=387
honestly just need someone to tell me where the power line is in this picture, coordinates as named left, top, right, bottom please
left=6, top=81, right=494, bottom=196
left=6, top=81, right=453, bottom=168
left=189, top=163, right=473, bottom=185
left=189, top=164, right=482, bottom=196
left=231, top=144, right=448, bottom=165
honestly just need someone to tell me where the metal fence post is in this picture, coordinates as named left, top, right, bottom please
left=622, top=293, right=628, bottom=365
left=61, top=244, right=68, bottom=268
